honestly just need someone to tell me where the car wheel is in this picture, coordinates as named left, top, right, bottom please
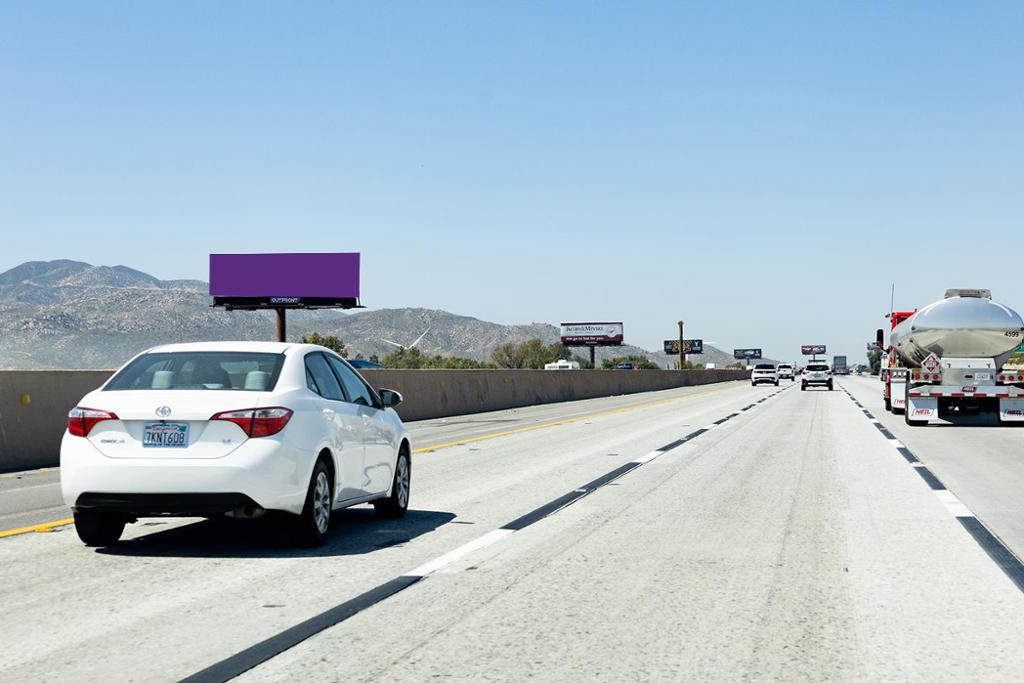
left=828, top=382, right=833, bottom=391
left=289, top=458, right=333, bottom=547
left=74, top=510, right=126, bottom=547
left=374, top=448, right=411, bottom=519
left=801, top=383, right=806, bottom=391
left=774, top=380, right=779, bottom=386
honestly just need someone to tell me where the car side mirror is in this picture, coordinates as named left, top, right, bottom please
left=379, top=388, right=403, bottom=409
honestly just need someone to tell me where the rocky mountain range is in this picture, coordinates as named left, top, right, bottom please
left=0, top=260, right=747, bottom=369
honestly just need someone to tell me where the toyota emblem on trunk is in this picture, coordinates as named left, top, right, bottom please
left=155, top=406, right=172, bottom=418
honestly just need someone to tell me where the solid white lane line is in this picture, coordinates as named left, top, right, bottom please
left=405, top=529, right=515, bottom=578
left=934, top=489, right=974, bottom=518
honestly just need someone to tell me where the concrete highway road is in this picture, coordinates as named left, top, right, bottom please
left=3, top=378, right=1024, bottom=681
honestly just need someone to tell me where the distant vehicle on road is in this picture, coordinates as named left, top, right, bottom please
left=880, top=289, right=1024, bottom=425
left=750, top=363, right=779, bottom=386
left=545, top=359, right=581, bottom=370
left=348, top=359, right=385, bottom=369
left=777, top=363, right=795, bottom=381
left=801, top=362, right=832, bottom=391
left=61, top=342, right=412, bottom=548
left=832, top=356, right=849, bottom=375
left=616, top=362, right=635, bottom=370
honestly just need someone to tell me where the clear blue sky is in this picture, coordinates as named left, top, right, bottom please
left=2, top=2, right=1022, bottom=363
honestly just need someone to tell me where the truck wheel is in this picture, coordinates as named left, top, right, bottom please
left=905, top=410, right=928, bottom=427
left=884, top=397, right=891, bottom=412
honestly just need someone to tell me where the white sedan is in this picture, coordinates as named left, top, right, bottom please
left=60, top=342, right=411, bottom=547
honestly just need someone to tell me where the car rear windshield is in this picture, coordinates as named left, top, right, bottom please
left=807, top=364, right=829, bottom=371
left=754, top=364, right=774, bottom=370
left=104, top=352, right=286, bottom=392
left=778, top=365, right=792, bottom=369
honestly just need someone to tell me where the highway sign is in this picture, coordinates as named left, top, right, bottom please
left=733, top=348, right=762, bottom=360
left=664, top=339, right=703, bottom=354
left=1017, top=342, right=1024, bottom=353
left=801, top=345, right=826, bottom=355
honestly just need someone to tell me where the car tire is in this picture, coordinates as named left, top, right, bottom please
left=774, top=380, right=779, bottom=386
left=374, top=448, right=411, bottom=519
left=828, top=382, right=833, bottom=391
left=801, top=383, right=806, bottom=391
left=289, top=457, right=333, bottom=547
left=74, top=510, right=126, bottom=547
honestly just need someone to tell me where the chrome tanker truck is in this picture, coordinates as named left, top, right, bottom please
left=878, top=289, right=1024, bottom=426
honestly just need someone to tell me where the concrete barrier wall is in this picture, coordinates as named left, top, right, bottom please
left=0, top=369, right=746, bottom=472
left=359, top=369, right=747, bottom=421
left=0, top=370, right=114, bottom=472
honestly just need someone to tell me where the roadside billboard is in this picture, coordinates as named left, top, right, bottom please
left=801, top=344, right=826, bottom=355
left=560, top=322, right=624, bottom=346
left=664, top=339, right=704, bottom=354
left=733, top=348, right=762, bottom=360
left=209, top=253, right=360, bottom=307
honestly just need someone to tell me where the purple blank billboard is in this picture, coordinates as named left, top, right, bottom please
left=209, top=253, right=360, bottom=299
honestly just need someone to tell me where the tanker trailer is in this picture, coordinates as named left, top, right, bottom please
left=892, top=289, right=1024, bottom=426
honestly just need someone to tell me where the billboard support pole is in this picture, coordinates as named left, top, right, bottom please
left=589, top=346, right=596, bottom=369
left=678, top=320, right=685, bottom=370
left=276, top=308, right=286, bottom=343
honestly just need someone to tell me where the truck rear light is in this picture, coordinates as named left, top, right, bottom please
left=67, top=407, right=119, bottom=437
left=211, top=407, right=293, bottom=437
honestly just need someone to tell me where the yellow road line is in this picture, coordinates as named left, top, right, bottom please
left=0, top=518, right=74, bottom=539
left=412, top=382, right=744, bottom=454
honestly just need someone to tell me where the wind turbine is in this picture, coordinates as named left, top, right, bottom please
left=381, top=327, right=431, bottom=351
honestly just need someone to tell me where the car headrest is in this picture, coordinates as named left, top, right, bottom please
left=152, top=370, right=174, bottom=389
left=244, top=371, right=270, bottom=391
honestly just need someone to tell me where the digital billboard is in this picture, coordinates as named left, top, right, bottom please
left=560, top=322, right=624, bottom=346
left=801, top=344, right=827, bottom=355
left=210, top=253, right=360, bottom=308
left=733, top=348, right=762, bottom=359
left=664, top=339, right=703, bottom=354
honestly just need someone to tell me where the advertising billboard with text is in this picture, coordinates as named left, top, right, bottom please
left=801, top=345, right=827, bottom=355
left=733, top=348, right=762, bottom=359
left=560, top=322, right=624, bottom=346
left=210, top=253, right=360, bottom=308
left=664, top=339, right=704, bottom=354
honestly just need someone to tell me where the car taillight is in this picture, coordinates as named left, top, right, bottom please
left=67, top=407, right=119, bottom=437
left=210, top=407, right=293, bottom=437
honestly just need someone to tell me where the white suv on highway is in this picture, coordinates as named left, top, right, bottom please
left=61, top=342, right=412, bottom=548
left=777, top=363, right=795, bottom=381
left=801, top=362, right=833, bottom=391
left=750, top=364, right=780, bottom=386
